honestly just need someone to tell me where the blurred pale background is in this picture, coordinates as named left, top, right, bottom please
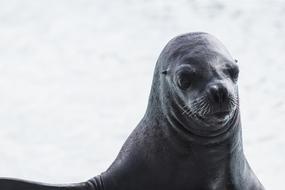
left=0, top=0, right=284, bottom=189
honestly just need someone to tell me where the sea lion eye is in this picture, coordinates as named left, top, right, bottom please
left=176, top=70, right=193, bottom=90
left=225, top=66, right=239, bottom=82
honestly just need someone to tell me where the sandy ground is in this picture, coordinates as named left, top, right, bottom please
left=0, top=0, right=284, bottom=189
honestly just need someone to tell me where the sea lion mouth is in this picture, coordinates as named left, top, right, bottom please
left=208, top=111, right=231, bottom=119
left=196, top=110, right=232, bottom=124
left=182, top=102, right=235, bottom=127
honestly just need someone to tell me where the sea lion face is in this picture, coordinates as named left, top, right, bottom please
left=165, top=34, right=239, bottom=127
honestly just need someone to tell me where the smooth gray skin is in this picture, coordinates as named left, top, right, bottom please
left=0, top=32, right=265, bottom=190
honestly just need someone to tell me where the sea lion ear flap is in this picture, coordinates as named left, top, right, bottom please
left=234, top=59, right=238, bottom=63
left=161, top=69, right=169, bottom=75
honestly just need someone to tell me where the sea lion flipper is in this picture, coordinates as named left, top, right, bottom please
left=0, top=178, right=93, bottom=190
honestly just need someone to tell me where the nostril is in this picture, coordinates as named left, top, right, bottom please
left=220, top=86, right=228, bottom=100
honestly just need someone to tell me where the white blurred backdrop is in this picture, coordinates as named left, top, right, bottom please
left=0, top=0, right=284, bottom=189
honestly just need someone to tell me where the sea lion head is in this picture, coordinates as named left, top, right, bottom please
left=150, top=32, right=239, bottom=135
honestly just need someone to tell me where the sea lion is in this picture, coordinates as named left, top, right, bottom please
left=0, top=32, right=265, bottom=190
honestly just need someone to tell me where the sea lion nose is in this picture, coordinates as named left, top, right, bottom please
left=208, top=84, right=228, bottom=104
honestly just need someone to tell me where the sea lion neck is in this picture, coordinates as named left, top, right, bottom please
left=101, top=110, right=245, bottom=190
